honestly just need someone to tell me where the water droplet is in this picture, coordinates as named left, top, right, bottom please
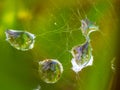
left=38, top=59, right=63, bottom=83
left=54, top=22, right=57, bottom=25
left=5, top=29, right=35, bottom=51
left=80, top=18, right=98, bottom=37
left=111, top=57, right=116, bottom=72
left=71, top=41, right=93, bottom=73
left=33, top=85, right=41, bottom=90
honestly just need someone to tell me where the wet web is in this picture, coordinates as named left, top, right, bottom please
left=30, top=0, right=116, bottom=89
left=0, top=0, right=115, bottom=90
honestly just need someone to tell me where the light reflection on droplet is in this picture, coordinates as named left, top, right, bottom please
left=38, top=59, right=63, bottom=83
left=5, top=29, right=35, bottom=51
left=71, top=41, right=93, bottom=73
left=111, top=57, right=116, bottom=72
left=33, top=85, right=41, bottom=90
left=80, top=18, right=99, bottom=37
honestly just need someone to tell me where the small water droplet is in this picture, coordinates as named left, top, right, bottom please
left=38, top=59, right=63, bottom=83
left=80, top=18, right=98, bottom=37
left=33, top=85, right=41, bottom=90
left=71, top=41, right=93, bottom=73
left=5, top=29, right=35, bottom=51
left=54, top=22, right=57, bottom=25
left=111, top=57, right=116, bottom=72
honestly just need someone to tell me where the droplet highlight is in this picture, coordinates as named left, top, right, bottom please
left=5, top=29, right=35, bottom=51
left=71, top=41, right=93, bottom=73
left=111, top=57, right=116, bottom=72
left=38, top=59, right=63, bottom=83
left=33, top=85, right=41, bottom=90
left=80, top=18, right=98, bottom=37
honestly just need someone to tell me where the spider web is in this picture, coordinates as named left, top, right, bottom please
left=0, top=0, right=116, bottom=90
left=30, top=0, right=116, bottom=89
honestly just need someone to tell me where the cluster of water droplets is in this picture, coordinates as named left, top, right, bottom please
left=5, top=29, right=64, bottom=84
left=4, top=18, right=98, bottom=84
left=71, top=18, right=98, bottom=73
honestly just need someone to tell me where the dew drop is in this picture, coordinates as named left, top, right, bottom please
left=111, top=57, right=116, bottom=72
left=54, top=22, right=57, bottom=25
left=33, top=85, right=41, bottom=90
left=80, top=18, right=98, bottom=37
left=38, top=59, right=63, bottom=83
left=5, top=29, right=35, bottom=51
left=71, top=41, right=93, bottom=73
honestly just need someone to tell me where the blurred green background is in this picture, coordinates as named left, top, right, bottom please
left=0, top=0, right=118, bottom=90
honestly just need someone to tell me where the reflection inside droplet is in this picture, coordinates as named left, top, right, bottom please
left=80, top=18, right=98, bottom=37
left=38, top=59, right=63, bottom=83
left=71, top=41, right=93, bottom=73
left=5, top=29, right=35, bottom=51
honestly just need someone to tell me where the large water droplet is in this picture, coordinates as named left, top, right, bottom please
left=5, top=29, right=35, bottom=51
left=80, top=18, right=98, bottom=37
left=38, top=59, right=63, bottom=83
left=71, top=41, right=93, bottom=73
